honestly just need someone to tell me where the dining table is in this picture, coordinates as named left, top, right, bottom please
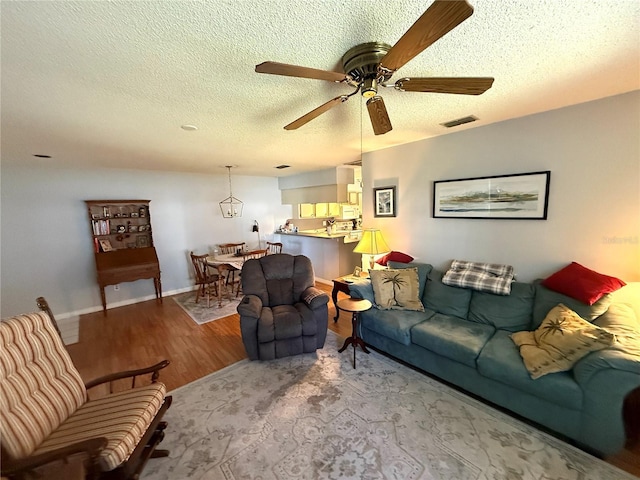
left=206, top=253, right=245, bottom=307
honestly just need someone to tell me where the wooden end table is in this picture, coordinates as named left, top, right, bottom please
left=337, top=297, right=372, bottom=369
left=331, top=273, right=367, bottom=321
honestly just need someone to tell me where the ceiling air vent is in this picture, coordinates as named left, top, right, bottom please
left=440, top=115, right=478, bottom=128
left=275, top=164, right=290, bottom=169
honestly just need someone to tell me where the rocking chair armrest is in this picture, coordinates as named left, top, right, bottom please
left=1, top=437, right=107, bottom=476
left=85, top=359, right=170, bottom=390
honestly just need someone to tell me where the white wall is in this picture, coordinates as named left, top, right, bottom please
left=361, top=91, right=640, bottom=282
left=0, top=165, right=292, bottom=318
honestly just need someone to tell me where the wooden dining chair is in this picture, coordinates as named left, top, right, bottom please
left=190, top=251, right=219, bottom=308
left=218, top=242, right=245, bottom=287
left=218, top=242, right=246, bottom=255
left=216, top=263, right=241, bottom=299
left=243, top=249, right=268, bottom=260
left=266, top=241, right=283, bottom=254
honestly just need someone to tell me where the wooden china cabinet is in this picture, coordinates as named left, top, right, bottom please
left=85, top=200, right=162, bottom=313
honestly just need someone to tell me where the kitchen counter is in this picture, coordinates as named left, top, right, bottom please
left=274, top=230, right=362, bottom=281
left=277, top=229, right=362, bottom=243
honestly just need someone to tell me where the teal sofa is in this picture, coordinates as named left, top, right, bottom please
left=348, top=261, right=640, bottom=456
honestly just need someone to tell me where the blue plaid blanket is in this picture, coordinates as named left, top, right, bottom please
left=442, top=260, right=514, bottom=295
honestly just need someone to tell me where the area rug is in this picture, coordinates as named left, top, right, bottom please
left=172, top=291, right=240, bottom=325
left=141, top=331, right=634, bottom=480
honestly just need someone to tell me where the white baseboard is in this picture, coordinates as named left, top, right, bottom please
left=58, top=316, right=80, bottom=345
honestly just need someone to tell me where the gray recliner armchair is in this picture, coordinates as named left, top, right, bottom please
left=237, top=253, right=329, bottom=360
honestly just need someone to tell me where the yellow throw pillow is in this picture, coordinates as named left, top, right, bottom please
left=511, top=303, right=615, bottom=379
left=369, top=268, right=424, bottom=311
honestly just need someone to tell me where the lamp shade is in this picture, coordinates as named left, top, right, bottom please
left=353, top=229, right=390, bottom=255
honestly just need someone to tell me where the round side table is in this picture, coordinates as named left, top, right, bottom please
left=337, top=297, right=372, bottom=369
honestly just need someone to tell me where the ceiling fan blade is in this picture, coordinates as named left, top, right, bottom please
left=366, top=96, right=392, bottom=135
left=395, top=77, right=494, bottom=95
left=379, top=0, right=474, bottom=73
left=256, top=61, right=349, bottom=83
left=284, top=96, right=348, bottom=130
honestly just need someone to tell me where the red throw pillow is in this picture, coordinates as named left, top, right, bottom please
left=375, top=251, right=414, bottom=266
left=541, top=262, right=626, bottom=305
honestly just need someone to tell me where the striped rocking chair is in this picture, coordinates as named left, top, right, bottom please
left=0, top=298, right=172, bottom=480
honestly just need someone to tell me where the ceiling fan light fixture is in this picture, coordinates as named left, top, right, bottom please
left=361, top=77, right=378, bottom=98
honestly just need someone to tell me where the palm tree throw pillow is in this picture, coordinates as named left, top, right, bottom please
left=511, top=303, right=616, bottom=379
left=369, top=268, right=424, bottom=311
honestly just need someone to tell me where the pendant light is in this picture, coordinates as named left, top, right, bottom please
left=219, top=165, right=243, bottom=218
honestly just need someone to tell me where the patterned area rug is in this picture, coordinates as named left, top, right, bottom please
left=173, top=291, right=240, bottom=325
left=142, top=331, right=634, bottom=480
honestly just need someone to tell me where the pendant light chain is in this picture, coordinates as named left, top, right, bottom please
left=360, top=95, right=363, bottom=163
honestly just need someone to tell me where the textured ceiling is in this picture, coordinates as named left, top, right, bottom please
left=2, top=0, right=639, bottom=177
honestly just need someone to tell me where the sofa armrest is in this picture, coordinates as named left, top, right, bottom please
left=237, top=294, right=262, bottom=318
left=347, top=279, right=376, bottom=304
left=573, top=349, right=640, bottom=387
left=301, top=287, right=329, bottom=310
left=573, top=348, right=640, bottom=454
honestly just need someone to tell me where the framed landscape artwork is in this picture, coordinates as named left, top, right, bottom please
left=433, top=171, right=551, bottom=220
left=374, top=186, right=396, bottom=217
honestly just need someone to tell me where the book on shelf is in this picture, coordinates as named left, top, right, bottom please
left=92, top=219, right=111, bottom=235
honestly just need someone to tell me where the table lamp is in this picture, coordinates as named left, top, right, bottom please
left=353, top=229, right=390, bottom=271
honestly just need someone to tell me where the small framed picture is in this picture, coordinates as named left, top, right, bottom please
left=374, top=186, right=396, bottom=217
left=353, top=266, right=362, bottom=277
left=136, top=235, right=149, bottom=248
left=99, top=239, right=113, bottom=252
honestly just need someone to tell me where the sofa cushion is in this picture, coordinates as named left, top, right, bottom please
left=266, top=278, right=295, bottom=306
left=33, top=383, right=167, bottom=472
left=360, top=308, right=435, bottom=346
left=468, top=282, right=535, bottom=332
left=257, top=305, right=314, bottom=342
left=388, top=261, right=432, bottom=299
left=541, top=261, right=625, bottom=305
left=422, top=269, right=472, bottom=319
left=511, top=304, right=616, bottom=379
left=532, top=281, right=611, bottom=329
left=410, top=314, right=495, bottom=367
left=369, top=268, right=424, bottom=311
left=477, top=330, right=582, bottom=409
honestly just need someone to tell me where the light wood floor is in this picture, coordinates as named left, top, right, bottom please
left=65, top=284, right=639, bottom=477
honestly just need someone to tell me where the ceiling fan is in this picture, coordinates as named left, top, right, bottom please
left=255, top=0, right=494, bottom=135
